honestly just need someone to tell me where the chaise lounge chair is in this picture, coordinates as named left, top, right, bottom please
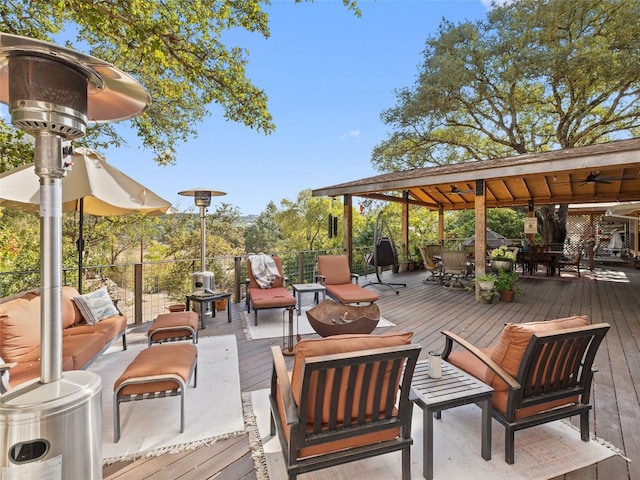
left=246, top=255, right=296, bottom=326
left=316, top=255, right=379, bottom=305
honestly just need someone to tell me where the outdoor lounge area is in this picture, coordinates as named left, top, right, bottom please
left=100, top=265, right=640, bottom=480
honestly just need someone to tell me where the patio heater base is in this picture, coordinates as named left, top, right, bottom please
left=0, top=370, right=102, bottom=479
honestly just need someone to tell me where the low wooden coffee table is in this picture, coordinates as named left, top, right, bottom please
left=410, top=359, right=493, bottom=480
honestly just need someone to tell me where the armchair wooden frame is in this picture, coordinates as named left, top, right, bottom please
left=442, top=323, right=610, bottom=464
left=269, top=343, right=421, bottom=480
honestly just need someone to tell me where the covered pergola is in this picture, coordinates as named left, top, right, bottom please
left=312, top=137, right=640, bottom=277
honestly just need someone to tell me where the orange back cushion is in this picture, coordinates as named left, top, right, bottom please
left=61, top=286, right=84, bottom=327
left=317, top=255, right=352, bottom=285
left=291, top=332, right=413, bottom=423
left=247, top=256, right=285, bottom=289
left=488, top=315, right=589, bottom=390
left=0, top=295, right=41, bottom=362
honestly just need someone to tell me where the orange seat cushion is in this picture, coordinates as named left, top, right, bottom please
left=249, top=286, right=296, bottom=309
left=114, top=343, right=197, bottom=396
left=324, top=284, right=379, bottom=304
left=487, top=315, right=589, bottom=391
left=147, top=312, right=199, bottom=341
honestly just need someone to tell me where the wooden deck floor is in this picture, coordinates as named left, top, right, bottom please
left=104, top=266, right=640, bottom=480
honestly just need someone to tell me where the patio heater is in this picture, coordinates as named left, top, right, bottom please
left=0, top=33, right=150, bottom=479
left=178, top=189, right=226, bottom=313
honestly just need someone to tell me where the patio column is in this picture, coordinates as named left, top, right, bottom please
left=438, top=206, right=445, bottom=247
left=343, top=194, right=353, bottom=265
left=474, top=180, right=487, bottom=284
left=402, top=191, right=409, bottom=257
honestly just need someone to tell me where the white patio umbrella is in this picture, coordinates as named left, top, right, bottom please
left=0, top=147, right=173, bottom=292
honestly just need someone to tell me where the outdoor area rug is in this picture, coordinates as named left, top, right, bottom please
left=89, top=335, right=244, bottom=464
left=245, top=388, right=620, bottom=480
left=243, top=307, right=395, bottom=340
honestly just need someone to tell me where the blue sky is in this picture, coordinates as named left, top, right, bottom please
left=5, top=1, right=492, bottom=215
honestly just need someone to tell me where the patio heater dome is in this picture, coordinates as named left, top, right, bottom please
left=0, top=33, right=150, bottom=479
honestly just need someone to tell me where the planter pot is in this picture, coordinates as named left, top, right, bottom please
left=500, top=290, right=516, bottom=303
left=478, top=288, right=495, bottom=304
left=492, top=260, right=513, bottom=273
left=168, top=303, right=186, bottom=313
left=477, top=281, right=495, bottom=291
left=392, top=264, right=400, bottom=273
left=215, top=298, right=228, bottom=311
left=398, top=262, right=409, bottom=273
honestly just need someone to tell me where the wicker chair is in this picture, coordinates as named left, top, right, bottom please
left=557, top=248, right=583, bottom=277
left=440, top=250, right=469, bottom=289
left=419, top=245, right=443, bottom=283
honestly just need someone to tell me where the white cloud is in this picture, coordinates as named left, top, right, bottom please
left=340, top=129, right=361, bottom=141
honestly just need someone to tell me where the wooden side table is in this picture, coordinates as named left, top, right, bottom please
left=410, top=359, right=493, bottom=480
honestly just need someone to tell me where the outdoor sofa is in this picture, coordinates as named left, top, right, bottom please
left=0, top=285, right=127, bottom=391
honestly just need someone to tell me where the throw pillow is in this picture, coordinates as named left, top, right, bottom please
left=73, top=287, right=119, bottom=325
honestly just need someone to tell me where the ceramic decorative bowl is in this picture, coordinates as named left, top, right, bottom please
left=306, top=299, right=381, bottom=337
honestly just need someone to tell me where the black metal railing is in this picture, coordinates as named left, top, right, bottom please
left=1, top=247, right=381, bottom=325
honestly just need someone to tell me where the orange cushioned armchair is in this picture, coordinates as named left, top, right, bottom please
left=269, top=332, right=421, bottom=480
left=442, top=316, right=609, bottom=464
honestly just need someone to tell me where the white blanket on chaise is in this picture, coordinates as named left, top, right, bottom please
left=249, top=254, right=280, bottom=289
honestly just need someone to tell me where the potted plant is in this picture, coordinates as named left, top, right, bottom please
left=396, top=243, right=410, bottom=272
left=474, top=272, right=497, bottom=291
left=477, top=288, right=496, bottom=304
left=493, top=268, right=523, bottom=302
left=490, top=245, right=516, bottom=272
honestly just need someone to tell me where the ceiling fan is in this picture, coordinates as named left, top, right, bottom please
left=578, top=172, right=637, bottom=185
left=450, top=185, right=474, bottom=195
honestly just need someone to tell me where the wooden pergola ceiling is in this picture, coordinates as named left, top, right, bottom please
left=312, top=138, right=640, bottom=210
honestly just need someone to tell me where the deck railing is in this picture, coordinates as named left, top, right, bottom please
left=1, top=246, right=384, bottom=325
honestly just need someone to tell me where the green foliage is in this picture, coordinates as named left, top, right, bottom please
left=0, top=209, right=41, bottom=292
left=474, top=272, right=497, bottom=282
left=244, top=202, right=285, bottom=253
left=0, top=123, right=34, bottom=173
left=445, top=208, right=525, bottom=242
left=1, top=1, right=360, bottom=165
left=276, top=189, right=345, bottom=252
left=374, top=0, right=640, bottom=173
left=493, top=268, right=522, bottom=294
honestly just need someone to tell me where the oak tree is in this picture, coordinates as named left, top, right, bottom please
left=373, top=0, right=640, bottom=243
